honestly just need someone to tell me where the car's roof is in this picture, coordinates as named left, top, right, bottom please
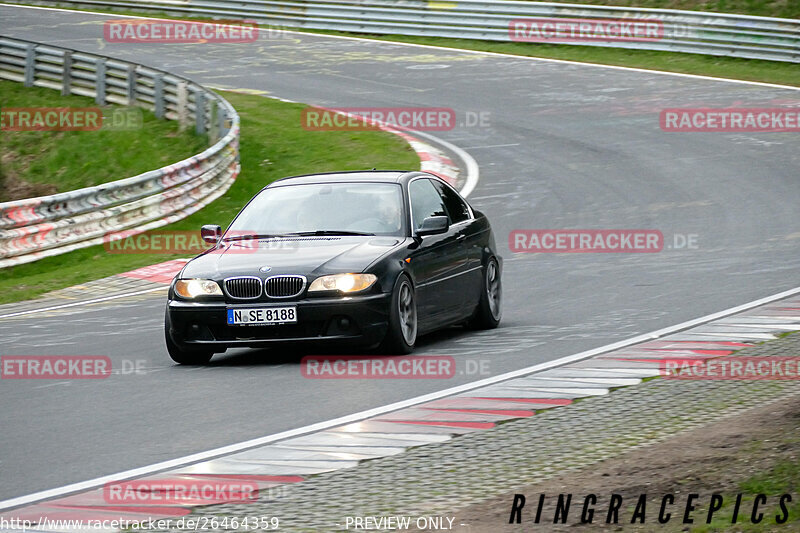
left=266, top=170, right=426, bottom=188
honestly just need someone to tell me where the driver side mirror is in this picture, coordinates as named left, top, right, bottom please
left=416, top=216, right=449, bottom=237
left=201, top=224, right=222, bottom=244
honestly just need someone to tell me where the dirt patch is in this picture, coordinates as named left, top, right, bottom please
left=0, top=151, right=58, bottom=202
left=0, top=175, right=58, bottom=202
left=442, top=394, right=800, bottom=532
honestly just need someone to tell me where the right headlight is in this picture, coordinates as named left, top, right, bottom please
left=308, top=273, right=377, bottom=294
left=174, top=279, right=223, bottom=299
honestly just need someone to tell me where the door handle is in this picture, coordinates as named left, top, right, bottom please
left=456, top=234, right=466, bottom=241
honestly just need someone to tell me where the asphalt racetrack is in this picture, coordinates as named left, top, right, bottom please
left=1, top=4, right=798, bottom=502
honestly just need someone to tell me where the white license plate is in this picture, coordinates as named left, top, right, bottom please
left=227, top=307, right=297, bottom=325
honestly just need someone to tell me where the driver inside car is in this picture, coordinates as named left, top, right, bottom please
left=363, top=195, right=402, bottom=234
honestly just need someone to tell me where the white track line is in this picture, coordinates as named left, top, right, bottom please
left=3, top=4, right=799, bottom=92
left=0, top=287, right=167, bottom=319
left=1, top=284, right=798, bottom=511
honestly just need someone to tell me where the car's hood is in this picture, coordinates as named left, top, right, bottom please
left=181, top=236, right=406, bottom=279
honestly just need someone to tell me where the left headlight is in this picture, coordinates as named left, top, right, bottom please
left=308, top=273, right=377, bottom=294
left=174, top=279, right=223, bottom=299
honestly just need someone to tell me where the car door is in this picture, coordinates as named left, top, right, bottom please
left=407, top=178, right=466, bottom=328
left=432, top=179, right=482, bottom=315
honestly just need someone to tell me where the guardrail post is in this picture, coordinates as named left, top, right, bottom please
left=195, top=89, right=206, bottom=136
left=177, top=81, right=188, bottom=131
left=153, top=74, right=165, bottom=119
left=208, top=101, right=219, bottom=143
left=218, top=102, right=228, bottom=138
left=61, top=51, right=72, bottom=96
left=126, top=64, right=137, bottom=105
left=175, top=81, right=189, bottom=131
left=23, top=44, right=35, bottom=87
left=95, top=58, right=107, bottom=105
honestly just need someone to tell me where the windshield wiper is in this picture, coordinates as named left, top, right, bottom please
left=222, top=233, right=291, bottom=242
left=290, top=230, right=375, bottom=237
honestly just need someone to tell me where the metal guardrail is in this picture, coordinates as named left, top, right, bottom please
left=0, top=36, right=241, bottom=268
left=9, top=0, right=800, bottom=62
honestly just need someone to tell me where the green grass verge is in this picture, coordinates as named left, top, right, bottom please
left=694, top=420, right=800, bottom=531
left=0, top=90, right=419, bottom=304
left=0, top=80, right=207, bottom=201
left=687, top=463, right=800, bottom=531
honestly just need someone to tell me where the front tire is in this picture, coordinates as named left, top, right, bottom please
left=165, top=314, right=213, bottom=365
left=379, top=275, right=417, bottom=354
left=467, top=256, right=501, bottom=330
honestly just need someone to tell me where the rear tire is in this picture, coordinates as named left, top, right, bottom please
left=379, top=275, right=417, bottom=355
left=466, top=256, right=501, bottom=330
left=165, top=314, right=213, bottom=365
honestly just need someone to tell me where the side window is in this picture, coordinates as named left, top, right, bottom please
left=409, top=179, right=447, bottom=230
left=433, top=181, right=471, bottom=224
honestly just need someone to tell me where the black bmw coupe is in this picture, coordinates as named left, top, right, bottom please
left=165, top=170, right=501, bottom=364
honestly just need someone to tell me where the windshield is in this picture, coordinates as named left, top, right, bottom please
left=227, top=182, right=405, bottom=237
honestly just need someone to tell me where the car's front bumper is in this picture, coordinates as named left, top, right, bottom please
left=166, top=292, right=391, bottom=350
